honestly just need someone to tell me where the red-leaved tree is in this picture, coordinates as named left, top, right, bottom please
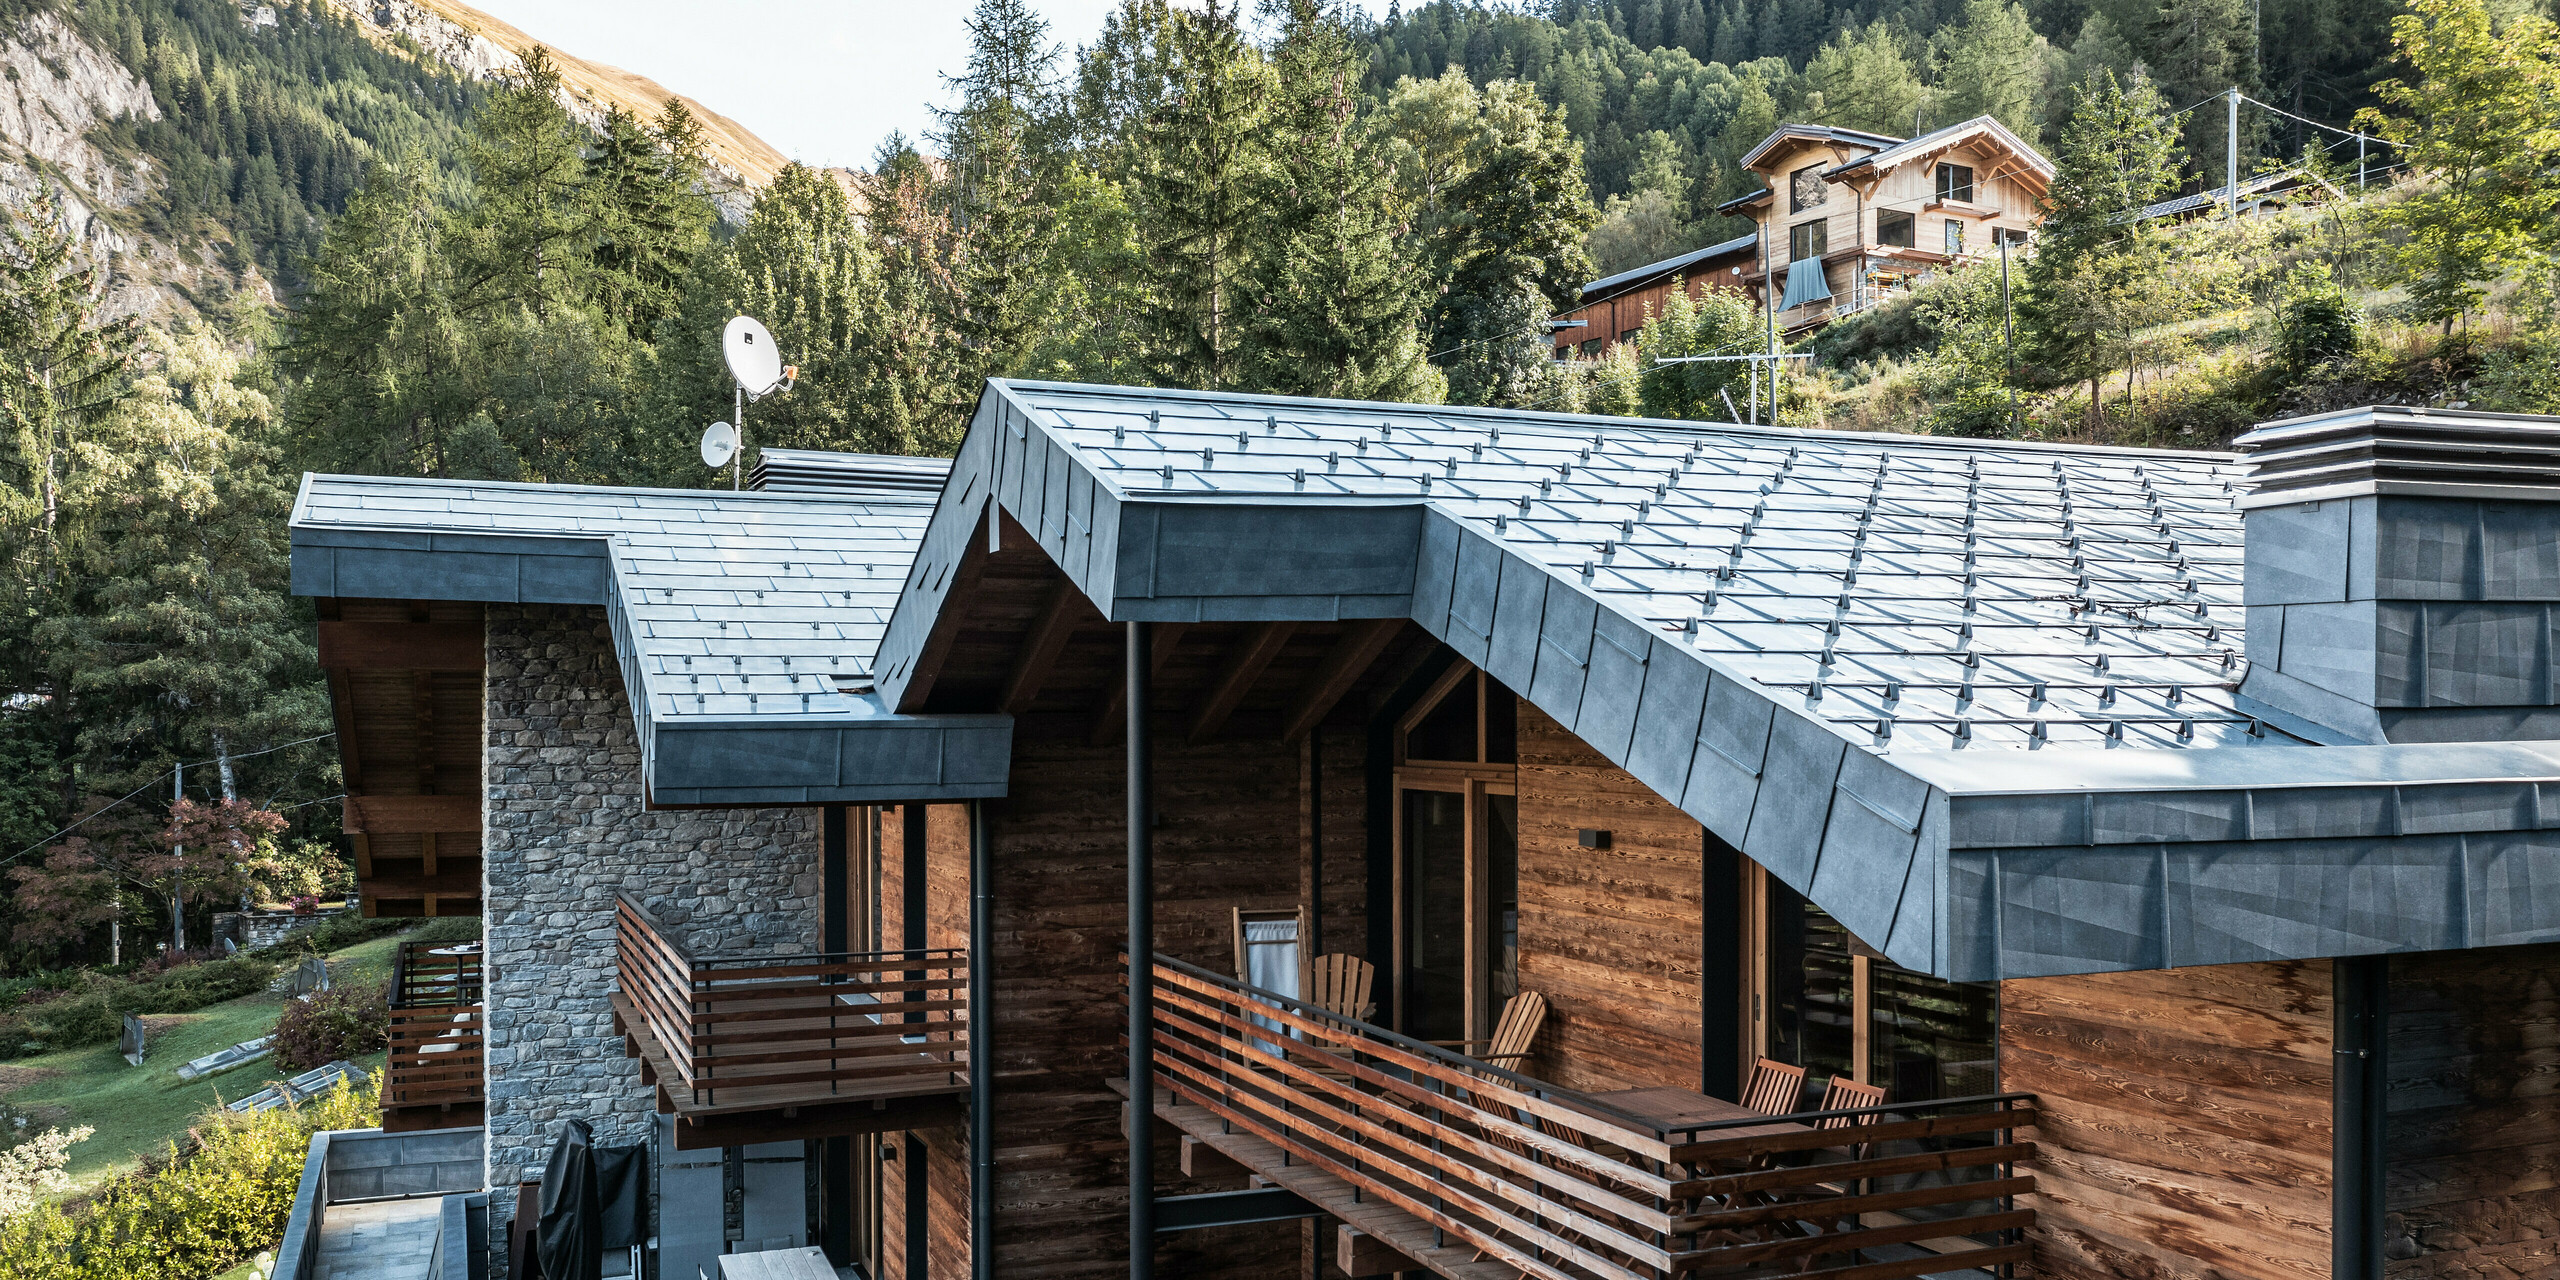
left=10, top=797, right=288, bottom=958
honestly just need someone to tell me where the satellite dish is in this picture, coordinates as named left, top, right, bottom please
left=700, top=421, right=738, bottom=469
left=723, top=316, right=786, bottom=399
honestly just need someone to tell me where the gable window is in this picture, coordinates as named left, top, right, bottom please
left=1943, top=219, right=1965, bottom=255
left=1876, top=210, right=1915, bottom=247
left=1790, top=164, right=1828, bottom=213
left=1790, top=219, right=1828, bottom=262
left=1935, top=162, right=1975, bottom=203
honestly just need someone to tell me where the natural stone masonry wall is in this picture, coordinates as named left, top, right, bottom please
left=481, top=604, right=820, bottom=1270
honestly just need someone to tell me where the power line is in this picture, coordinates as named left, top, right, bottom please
left=2, top=732, right=341, bottom=868
left=2241, top=93, right=2395, bottom=145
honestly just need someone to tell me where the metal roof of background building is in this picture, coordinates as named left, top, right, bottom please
left=1576, top=233, right=1758, bottom=302
left=290, top=470, right=1007, bottom=806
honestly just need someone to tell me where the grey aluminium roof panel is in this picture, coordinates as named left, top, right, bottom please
left=862, top=379, right=2560, bottom=982
left=289, top=471, right=1011, bottom=806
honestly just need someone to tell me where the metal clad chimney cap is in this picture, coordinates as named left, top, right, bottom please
left=2231, top=404, right=2560, bottom=509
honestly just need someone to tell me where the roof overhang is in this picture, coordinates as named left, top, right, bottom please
left=291, top=487, right=1012, bottom=807
left=863, top=382, right=2560, bottom=982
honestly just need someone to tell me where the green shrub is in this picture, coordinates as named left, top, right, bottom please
left=1, top=958, right=279, bottom=1058
left=2272, top=263, right=2364, bottom=378
left=271, top=981, right=388, bottom=1072
left=0, top=1074, right=379, bottom=1279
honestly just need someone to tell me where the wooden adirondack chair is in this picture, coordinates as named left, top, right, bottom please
left=1742, top=1057, right=1810, bottom=1115
left=1305, top=953, right=1376, bottom=1023
left=1436, top=990, right=1549, bottom=1069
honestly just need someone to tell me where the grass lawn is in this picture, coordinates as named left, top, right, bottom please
left=1, top=932, right=408, bottom=1191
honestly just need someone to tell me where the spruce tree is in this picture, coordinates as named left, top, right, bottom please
left=1131, top=0, right=1272, bottom=391
left=588, top=100, right=718, bottom=341
left=938, top=0, right=1065, bottom=385
left=1934, top=0, right=2043, bottom=136
left=1238, top=0, right=1435, bottom=401
left=2015, top=70, right=2182, bottom=431
left=451, top=47, right=594, bottom=320
left=2144, top=0, right=2258, bottom=182
left=1431, top=81, right=1597, bottom=407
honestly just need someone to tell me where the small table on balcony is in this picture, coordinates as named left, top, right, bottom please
left=1582, top=1086, right=1807, bottom=1140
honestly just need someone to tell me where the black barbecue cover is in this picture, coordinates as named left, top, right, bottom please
left=534, top=1119, right=601, bottom=1280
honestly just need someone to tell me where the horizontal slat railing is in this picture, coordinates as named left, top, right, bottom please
left=1143, top=954, right=2035, bottom=1280
left=616, top=895, right=966, bottom=1107
left=385, top=942, right=483, bottom=1113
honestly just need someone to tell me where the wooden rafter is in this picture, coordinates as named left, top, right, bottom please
left=1187, top=622, right=1297, bottom=744
left=413, top=671, right=437, bottom=796
left=896, top=509, right=993, bottom=713
left=343, top=794, right=479, bottom=835
left=1090, top=622, right=1189, bottom=745
left=1001, top=581, right=1089, bottom=715
left=1282, top=620, right=1401, bottom=743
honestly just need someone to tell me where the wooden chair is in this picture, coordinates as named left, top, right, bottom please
left=1436, top=990, right=1549, bottom=1070
left=1769, top=1077, right=1893, bottom=1242
left=1814, top=1076, right=1886, bottom=1135
left=1305, top=953, right=1376, bottom=1023
left=1742, top=1057, right=1809, bottom=1116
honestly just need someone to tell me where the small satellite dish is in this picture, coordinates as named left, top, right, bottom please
left=700, top=421, right=738, bottom=469
left=723, top=316, right=787, bottom=399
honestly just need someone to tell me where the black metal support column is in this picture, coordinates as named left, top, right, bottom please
left=820, top=806, right=853, bottom=1264
left=905, top=803, right=928, bottom=1029
left=2334, top=954, right=2388, bottom=1280
left=1127, top=620, right=1155, bottom=1280
left=1699, top=830, right=1741, bottom=1102
left=904, top=1134, right=928, bottom=1280
left=968, top=799, right=994, bottom=1280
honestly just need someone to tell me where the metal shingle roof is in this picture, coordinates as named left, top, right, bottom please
left=994, top=384, right=2268, bottom=755
left=292, top=474, right=933, bottom=726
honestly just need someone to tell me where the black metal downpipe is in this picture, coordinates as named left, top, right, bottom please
left=2334, top=954, right=2388, bottom=1280
left=969, top=799, right=994, bottom=1280
left=1127, top=621, right=1155, bottom=1280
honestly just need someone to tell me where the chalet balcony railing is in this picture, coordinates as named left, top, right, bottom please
left=382, top=940, right=484, bottom=1126
left=613, top=895, right=967, bottom=1111
left=1145, top=954, right=2033, bottom=1280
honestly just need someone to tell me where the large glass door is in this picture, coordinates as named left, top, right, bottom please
left=1403, top=788, right=1470, bottom=1042
left=1759, top=872, right=1999, bottom=1103
left=1392, top=663, right=1520, bottom=1044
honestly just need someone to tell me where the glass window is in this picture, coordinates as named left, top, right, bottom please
left=1764, top=882, right=1856, bottom=1089
left=1790, top=219, right=1828, bottom=262
left=1869, top=962, right=2000, bottom=1104
left=1935, top=162, right=1975, bottom=203
left=1403, top=790, right=1468, bottom=1042
left=1943, top=219, right=1965, bottom=255
left=1790, top=164, right=1827, bottom=213
left=1485, top=684, right=1517, bottom=764
left=1876, top=210, right=1914, bottom=247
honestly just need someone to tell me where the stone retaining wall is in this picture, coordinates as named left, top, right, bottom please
left=479, top=604, right=820, bottom=1271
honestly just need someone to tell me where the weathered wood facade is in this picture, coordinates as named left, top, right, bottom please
left=2387, top=944, right=2560, bottom=1277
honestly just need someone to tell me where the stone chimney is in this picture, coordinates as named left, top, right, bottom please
left=2237, top=405, right=2560, bottom=743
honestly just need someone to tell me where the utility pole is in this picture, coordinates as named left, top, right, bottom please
left=172, top=761, right=185, bottom=954
left=1999, top=233, right=2019, bottom=433
left=2357, top=133, right=2366, bottom=190
left=2227, top=88, right=2241, bottom=221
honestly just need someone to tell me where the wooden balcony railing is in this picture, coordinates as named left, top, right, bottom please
left=382, top=940, right=484, bottom=1131
left=1145, top=954, right=2033, bottom=1280
left=612, top=896, right=967, bottom=1133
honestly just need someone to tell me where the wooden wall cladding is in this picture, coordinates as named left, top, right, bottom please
left=2385, top=943, right=2560, bottom=1277
left=880, top=731, right=1351, bottom=1278
left=323, top=598, right=485, bottom=916
left=1515, top=703, right=1707, bottom=1095
left=2002, top=962, right=2335, bottom=1280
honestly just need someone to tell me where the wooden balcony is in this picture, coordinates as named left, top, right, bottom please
left=610, top=896, right=968, bottom=1149
left=1143, top=955, right=2034, bottom=1280
left=382, top=941, right=484, bottom=1132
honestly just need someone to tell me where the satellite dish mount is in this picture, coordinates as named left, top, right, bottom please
left=718, top=316, right=798, bottom=489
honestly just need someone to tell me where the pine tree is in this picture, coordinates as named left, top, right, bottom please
left=2016, top=70, right=2183, bottom=430
left=1131, top=1, right=1272, bottom=391
left=450, top=47, right=594, bottom=320
left=2357, top=0, right=2560, bottom=330
left=1239, top=0, right=1436, bottom=401
left=939, top=0, right=1065, bottom=385
left=1433, top=81, right=1598, bottom=407
left=1935, top=0, right=2043, bottom=136
left=2144, top=0, right=2257, bottom=183
left=588, top=100, right=718, bottom=341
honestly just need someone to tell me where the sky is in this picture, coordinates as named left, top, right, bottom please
left=466, top=1, right=1389, bottom=171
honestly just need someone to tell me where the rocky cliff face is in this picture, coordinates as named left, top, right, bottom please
left=0, top=10, right=213, bottom=318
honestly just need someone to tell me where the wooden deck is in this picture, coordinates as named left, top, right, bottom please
left=382, top=942, right=483, bottom=1133
left=613, top=896, right=968, bottom=1149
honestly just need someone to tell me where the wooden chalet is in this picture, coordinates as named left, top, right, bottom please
left=1551, top=232, right=1759, bottom=360
left=293, top=393, right=2560, bottom=1280
left=1713, top=118, right=2053, bottom=334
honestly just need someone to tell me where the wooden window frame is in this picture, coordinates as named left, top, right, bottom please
left=1789, top=218, right=1828, bottom=262
left=1875, top=208, right=1915, bottom=248
left=1390, top=665, right=1518, bottom=1044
